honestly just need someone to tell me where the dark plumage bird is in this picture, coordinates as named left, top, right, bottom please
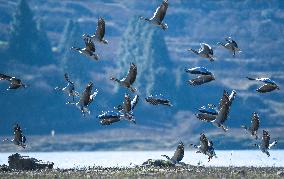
left=97, top=111, right=122, bottom=125
left=0, top=73, right=27, bottom=90
left=188, top=43, right=215, bottom=61
left=162, top=142, right=184, bottom=164
left=74, top=82, right=98, bottom=116
left=140, top=0, right=169, bottom=30
left=145, top=94, right=172, bottom=106
left=255, top=130, right=277, bottom=157
left=55, top=73, right=79, bottom=103
left=196, top=90, right=237, bottom=132
left=110, top=63, right=137, bottom=93
left=217, top=37, right=241, bottom=56
left=247, top=77, right=279, bottom=93
left=185, top=67, right=215, bottom=86
left=190, top=133, right=216, bottom=162
left=241, top=112, right=260, bottom=139
left=71, top=38, right=99, bottom=60
left=83, top=17, right=108, bottom=44
left=115, top=93, right=139, bottom=123
left=4, top=123, right=27, bottom=148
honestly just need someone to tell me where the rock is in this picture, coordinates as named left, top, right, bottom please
left=8, top=153, right=54, bottom=170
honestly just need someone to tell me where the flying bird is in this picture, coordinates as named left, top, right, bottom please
left=190, top=133, right=217, bottom=162
left=246, top=77, right=279, bottom=93
left=55, top=73, right=79, bottom=103
left=188, top=43, right=215, bottom=61
left=162, top=141, right=184, bottom=165
left=97, top=111, right=122, bottom=125
left=83, top=17, right=108, bottom=44
left=115, top=93, right=139, bottom=123
left=217, top=37, right=241, bottom=56
left=145, top=94, right=173, bottom=106
left=140, top=0, right=169, bottom=30
left=3, top=124, right=26, bottom=148
left=241, top=112, right=260, bottom=139
left=195, top=90, right=237, bottom=132
left=185, top=67, right=215, bottom=85
left=0, top=73, right=27, bottom=90
left=255, top=130, right=277, bottom=157
left=71, top=38, right=99, bottom=60
left=212, top=90, right=237, bottom=132
left=72, top=82, right=98, bottom=116
left=110, top=63, right=137, bottom=93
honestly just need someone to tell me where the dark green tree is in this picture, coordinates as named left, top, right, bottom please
left=117, top=17, right=175, bottom=96
left=8, top=0, right=53, bottom=66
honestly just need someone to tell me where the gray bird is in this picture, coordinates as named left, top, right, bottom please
left=255, top=130, right=277, bottom=157
left=241, top=112, right=260, bottom=139
left=0, top=73, right=27, bottom=90
left=190, top=133, right=217, bottom=162
left=97, top=111, right=122, bottom=125
left=145, top=94, right=172, bottom=106
left=55, top=73, right=79, bottom=103
left=212, top=90, right=237, bottom=132
left=3, top=124, right=27, bottom=148
left=162, top=141, right=184, bottom=165
left=71, top=38, right=99, bottom=60
left=185, top=67, right=215, bottom=86
left=140, top=0, right=169, bottom=30
left=247, top=77, right=279, bottom=93
left=110, top=63, right=137, bottom=93
left=82, top=17, right=108, bottom=44
left=116, top=93, right=139, bottom=123
left=188, top=43, right=215, bottom=61
left=217, top=37, right=241, bottom=56
left=195, top=90, right=237, bottom=132
left=74, top=82, right=98, bottom=116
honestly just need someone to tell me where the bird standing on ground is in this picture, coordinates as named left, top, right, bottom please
left=0, top=73, right=27, bottom=90
left=83, top=17, right=108, bottom=44
left=140, top=0, right=169, bottom=30
left=185, top=67, right=215, bottom=86
left=55, top=73, right=79, bottom=103
left=71, top=38, right=99, bottom=61
left=162, top=141, right=184, bottom=165
left=110, top=63, right=137, bottom=93
left=241, top=112, right=260, bottom=139
left=217, top=37, right=241, bottom=57
left=190, top=133, right=217, bottom=162
left=246, top=77, right=279, bottom=93
left=188, top=43, right=215, bottom=61
left=255, top=130, right=277, bottom=157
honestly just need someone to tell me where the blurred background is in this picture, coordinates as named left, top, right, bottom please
left=0, top=0, right=283, bottom=151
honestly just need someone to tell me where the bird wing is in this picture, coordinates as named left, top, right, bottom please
left=124, top=63, right=137, bottom=85
left=231, top=40, right=238, bottom=48
left=200, top=135, right=209, bottom=151
left=94, top=17, right=105, bottom=40
left=124, top=94, right=131, bottom=113
left=172, top=142, right=184, bottom=162
left=218, top=90, right=229, bottom=110
left=151, top=0, right=168, bottom=22
left=202, top=43, right=213, bottom=55
left=263, top=131, right=270, bottom=148
left=131, top=95, right=139, bottom=111
left=84, top=38, right=96, bottom=52
left=251, top=113, right=260, bottom=131
left=0, top=73, right=12, bottom=81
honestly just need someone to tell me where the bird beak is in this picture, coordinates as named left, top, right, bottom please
left=277, top=86, right=280, bottom=90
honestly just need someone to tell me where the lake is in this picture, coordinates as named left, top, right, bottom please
left=0, top=150, right=283, bottom=169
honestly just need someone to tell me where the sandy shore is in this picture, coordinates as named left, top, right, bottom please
left=1, top=166, right=284, bottom=178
